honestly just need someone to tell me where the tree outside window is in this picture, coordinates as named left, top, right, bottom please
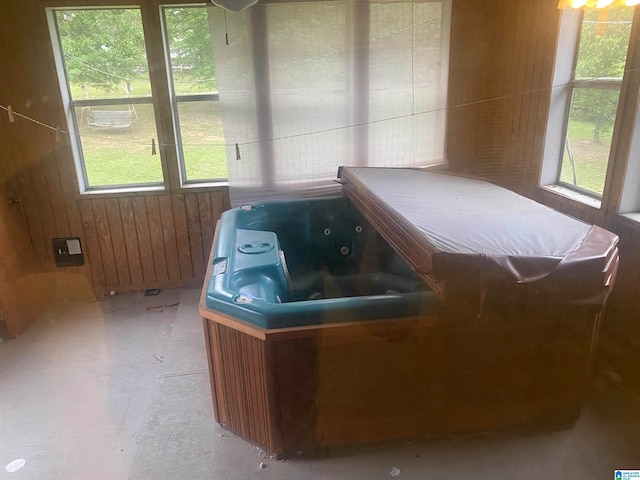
left=559, top=8, right=633, bottom=195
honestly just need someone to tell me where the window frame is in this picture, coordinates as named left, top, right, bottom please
left=46, top=0, right=229, bottom=196
left=161, top=4, right=228, bottom=187
left=541, top=6, right=640, bottom=221
left=47, top=5, right=169, bottom=194
left=212, top=0, right=451, bottom=207
left=46, top=0, right=451, bottom=197
left=608, top=6, right=640, bottom=218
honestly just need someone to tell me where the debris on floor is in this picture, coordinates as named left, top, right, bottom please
left=153, top=354, right=164, bottom=364
left=259, top=462, right=266, bottom=469
left=389, top=466, right=401, bottom=477
left=144, top=289, right=161, bottom=296
left=146, top=302, right=179, bottom=313
left=5, top=459, right=26, bottom=473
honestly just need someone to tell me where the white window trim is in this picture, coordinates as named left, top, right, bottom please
left=542, top=6, right=640, bottom=220
left=47, top=8, right=88, bottom=193
left=160, top=4, right=229, bottom=186
left=613, top=8, right=640, bottom=215
left=541, top=9, right=582, bottom=190
left=540, top=8, right=621, bottom=200
left=47, top=6, right=168, bottom=194
left=46, top=2, right=230, bottom=196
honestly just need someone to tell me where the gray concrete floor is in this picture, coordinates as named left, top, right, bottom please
left=1, top=288, right=639, bottom=479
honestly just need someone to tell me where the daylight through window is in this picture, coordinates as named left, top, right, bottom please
left=555, top=8, right=633, bottom=197
left=50, top=8, right=164, bottom=190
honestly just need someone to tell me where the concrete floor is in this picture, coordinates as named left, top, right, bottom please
left=1, top=288, right=640, bottom=480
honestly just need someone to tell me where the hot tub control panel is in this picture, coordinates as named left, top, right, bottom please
left=230, top=229, right=291, bottom=304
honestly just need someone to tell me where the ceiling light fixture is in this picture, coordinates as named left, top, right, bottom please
left=211, top=0, right=258, bottom=12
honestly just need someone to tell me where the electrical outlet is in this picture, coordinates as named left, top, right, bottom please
left=52, top=237, right=85, bottom=267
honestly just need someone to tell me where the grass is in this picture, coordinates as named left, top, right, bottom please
left=77, top=78, right=612, bottom=191
left=175, top=100, right=228, bottom=182
left=559, top=119, right=613, bottom=195
left=79, top=99, right=228, bottom=187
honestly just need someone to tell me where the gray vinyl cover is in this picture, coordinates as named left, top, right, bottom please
left=339, top=167, right=619, bottom=306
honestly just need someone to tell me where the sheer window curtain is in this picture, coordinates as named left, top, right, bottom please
left=209, top=0, right=451, bottom=207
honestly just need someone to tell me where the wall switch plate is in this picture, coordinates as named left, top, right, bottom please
left=52, top=237, right=85, bottom=267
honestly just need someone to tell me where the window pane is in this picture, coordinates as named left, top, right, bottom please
left=164, top=7, right=217, bottom=95
left=55, top=9, right=152, bottom=100
left=176, top=100, right=227, bottom=181
left=368, top=1, right=447, bottom=167
left=268, top=3, right=349, bottom=183
left=575, top=9, right=633, bottom=80
left=559, top=88, right=620, bottom=195
left=75, top=104, right=164, bottom=187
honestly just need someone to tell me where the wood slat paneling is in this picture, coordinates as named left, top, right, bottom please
left=78, top=199, right=107, bottom=289
left=10, top=140, right=50, bottom=273
left=172, top=193, right=194, bottom=281
left=206, top=320, right=274, bottom=450
left=198, top=193, right=215, bottom=265
left=53, top=149, right=95, bottom=296
left=118, top=197, right=145, bottom=286
left=185, top=193, right=206, bottom=279
left=105, top=198, right=132, bottom=287
left=158, top=195, right=182, bottom=282
left=73, top=190, right=229, bottom=293
left=92, top=198, right=119, bottom=288
left=31, top=161, right=68, bottom=293
left=447, top=0, right=559, bottom=189
left=132, top=196, right=157, bottom=285
left=145, top=196, right=169, bottom=283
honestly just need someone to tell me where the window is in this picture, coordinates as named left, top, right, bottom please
left=49, top=8, right=165, bottom=190
left=48, top=4, right=226, bottom=193
left=542, top=8, right=634, bottom=198
left=48, top=1, right=449, bottom=197
left=209, top=0, right=451, bottom=206
left=163, top=6, right=227, bottom=184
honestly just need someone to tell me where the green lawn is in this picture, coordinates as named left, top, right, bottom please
left=78, top=85, right=610, bottom=191
left=559, top=119, right=613, bottom=195
left=79, top=100, right=228, bottom=187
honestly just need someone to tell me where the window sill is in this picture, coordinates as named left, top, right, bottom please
left=540, top=184, right=602, bottom=209
left=77, top=185, right=167, bottom=200
left=76, top=182, right=230, bottom=200
left=180, top=181, right=229, bottom=192
left=618, top=212, right=640, bottom=225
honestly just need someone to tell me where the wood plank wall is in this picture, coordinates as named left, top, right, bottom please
left=447, top=0, right=640, bottom=384
left=0, top=0, right=231, bottom=336
left=0, top=0, right=65, bottom=336
left=77, top=192, right=229, bottom=293
left=447, top=0, right=559, bottom=195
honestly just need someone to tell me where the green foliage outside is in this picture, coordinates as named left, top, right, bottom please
left=56, top=9, right=149, bottom=97
left=54, top=5, right=635, bottom=192
left=560, top=119, right=612, bottom=194
left=560, top=8, right=633, bottom=195
left=570, top=9, right=632, bottom=143
left=55, top=6, right=227, bottom=187
left=164, top=7, right=218, bottom=93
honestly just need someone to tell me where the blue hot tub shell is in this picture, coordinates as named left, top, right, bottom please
left=205, top=196, right=439, bottom=329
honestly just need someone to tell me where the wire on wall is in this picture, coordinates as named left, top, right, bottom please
left=2, top=69, right=639, bottom=158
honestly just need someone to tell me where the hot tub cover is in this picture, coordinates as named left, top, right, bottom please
left=338, top=167, right=619, bottom=307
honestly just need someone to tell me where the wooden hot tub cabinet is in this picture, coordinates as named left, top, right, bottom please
left=200, top=168, right=619, bottom=456
left=200, top=294, right=605, bottom=457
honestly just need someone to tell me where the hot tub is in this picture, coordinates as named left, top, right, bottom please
left=204, top=196, right=439, bottom=328
left=200, top=168, right=619, bottom=457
